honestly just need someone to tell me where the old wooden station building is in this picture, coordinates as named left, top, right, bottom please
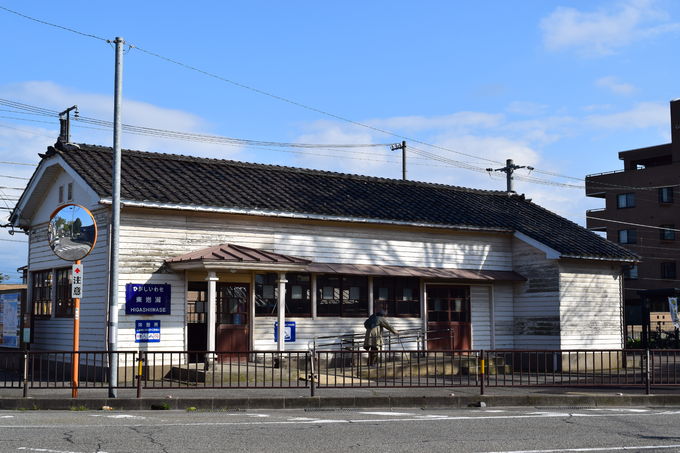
left=10, top=142, right=637, bottom=356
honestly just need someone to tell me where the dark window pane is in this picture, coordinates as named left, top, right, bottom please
left=285, top=273, right=311, bottom=316
left=31, top=270, right=52, bottom=318
left=54, top=268, right=73, bottom=318
left=255, top=273, right=278, bottom=316
left=659, top=187, right=674, bottom=203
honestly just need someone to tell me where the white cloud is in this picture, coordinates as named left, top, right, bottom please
left=596, top=76, right=636, bottom=95
left=0, top=81, right=243, bottom=159
left=540, top=0, right=680, bottom=56
left=586, top=101, right=668, bottom=129
left=506, top=101, right=549, bottom=116
left=368, top=112, right=503, bottom=134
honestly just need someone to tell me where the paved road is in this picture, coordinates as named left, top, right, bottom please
left=1, top=407, right=680, bottom=452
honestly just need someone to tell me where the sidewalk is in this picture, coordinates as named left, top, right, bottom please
left=2, top=385, right=680, bottom=410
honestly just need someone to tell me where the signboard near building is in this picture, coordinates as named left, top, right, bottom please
left=135, top=320, right=161, bottom=343
left=274, top=321, right=296, bottom=343
left=125, top=284, right=171, bottom=315
left=0, top=291, right=22, bottom=348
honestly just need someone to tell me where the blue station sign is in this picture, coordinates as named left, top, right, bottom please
left=125, top=284, right=171, bottom=315
left=135, top=320, right=161, bottom=343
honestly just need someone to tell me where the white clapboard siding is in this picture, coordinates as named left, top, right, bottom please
left=559, top=261, right=623, bottom=350
left=118, top=210, right=515, bottom=271
left=469, top=284, right=514, bottom=349
left=470, top=285, right=491, bottom=349
left=511, top=238, right=560, bottom=349
left=28, top=208, right=110, bottom=352
left=493, top=283, right=515, bottom=349
left=252, top=317, right=423, bottom=352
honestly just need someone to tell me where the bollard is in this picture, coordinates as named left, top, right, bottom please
left=136, top=353, right=144, bottom=399
left=480, top=350, right=485, bottom=396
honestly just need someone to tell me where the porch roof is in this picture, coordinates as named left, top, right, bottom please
left=165, top=243, right=312, bottom=271
left=306, top=263, right=526, bottom=282
left=166, top=243, right=525, bottom=281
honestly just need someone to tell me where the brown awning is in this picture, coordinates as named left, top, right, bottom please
left=305, top=263, right=525, bottom=282
left=166, top=243, right=311, bottom=271
left=166, top=243, right=525, bottom=281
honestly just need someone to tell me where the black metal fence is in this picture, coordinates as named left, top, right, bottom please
left=2, top=348, right=680, bottom=397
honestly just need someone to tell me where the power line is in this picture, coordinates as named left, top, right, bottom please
left=0, top=161, right=36, bottom=167
left=586, top=216, right=680, bottom=233
left=0, top=175, right=29, bottom=181
left=0, top=237, right=26, bottom=243
left=0, top=5, right=107, bottom=42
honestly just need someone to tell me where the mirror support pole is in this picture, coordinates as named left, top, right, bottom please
left=71, top=259, right=81, bottom=398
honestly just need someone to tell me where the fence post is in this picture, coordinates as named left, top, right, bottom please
left=22, top=349, right=29, bottom=398
left=136, top=352, right=144, bottom=399
left=480, top=350, right=485, bottom=396
left=309, top=348, right=316, bottom=397
left=645, top=348, right=651, bottom=395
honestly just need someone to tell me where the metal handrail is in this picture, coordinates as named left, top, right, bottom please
left=311, top=327, right=453, bottom=351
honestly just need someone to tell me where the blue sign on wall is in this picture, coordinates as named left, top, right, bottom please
left=125, top=284, right=171, bottom=315
left=135, top=320, right=161, bottom=343
left=274, top=321, right=296, bottom=342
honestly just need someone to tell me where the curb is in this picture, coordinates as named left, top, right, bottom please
left=3, top=395, right=680, bottom=410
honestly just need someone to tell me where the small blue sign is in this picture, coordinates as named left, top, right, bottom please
left=274, top=321, right=296, bottom=342
left=125, top=284, right=171, bottom=315
left=135, top=320, right=161, bottom=343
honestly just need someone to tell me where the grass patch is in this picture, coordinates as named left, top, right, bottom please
left=70, top=405, right=88, bottom=411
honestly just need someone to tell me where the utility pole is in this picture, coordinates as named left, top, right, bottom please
left=108, top=36, right=124, bottom=398
left=390, top=141, right=407, bottom=180
left=486, top=159, right=534, bottom=193
left=58, top=106, right=79, bottom=143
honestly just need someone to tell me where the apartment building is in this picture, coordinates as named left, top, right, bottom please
left=586, top=99, right=680, bottom=325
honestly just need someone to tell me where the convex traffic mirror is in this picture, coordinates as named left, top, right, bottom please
left=48, top=204, right=98, bottom=261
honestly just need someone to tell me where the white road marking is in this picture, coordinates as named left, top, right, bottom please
left=0, top=415, right=14, bottom=418
left=3, top=410, right=680, bottom=429
left=484, top=443, right=680, bottom=453
left=246, top=414, right=270, bottom=418
left=358, top=411, right=414, bottom=416
left=585, top=408, right=649, bottom=413
left=18, top=448, right=108, bottom=453
left=89, top=414, right=145, bottom=419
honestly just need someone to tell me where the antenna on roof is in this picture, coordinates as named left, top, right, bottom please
left=58, top=105, right=79, bottom=144
left=486, top=159, right=534, bottom=194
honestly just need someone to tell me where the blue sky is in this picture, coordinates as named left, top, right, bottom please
left=1, top=0, right=679, bottom=282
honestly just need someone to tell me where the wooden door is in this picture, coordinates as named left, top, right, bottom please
left=216, top=283, right=250, bottom=358
left=426, top=285, right=471, bottom=350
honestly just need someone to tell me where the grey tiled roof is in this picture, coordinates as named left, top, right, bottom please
left=44, top=142, right=637, bottom=262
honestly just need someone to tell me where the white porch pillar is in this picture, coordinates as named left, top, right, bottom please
left=206, top=272, right=219, bottom=354
left=311, top=273, right=317, bottom=319
left=489, top=285, right=496, bottom=349
left=277, top=272, right=287, bottom=351
left=368, top=276, right=374, bottom=315
left=421, top=280, right=427, bottom=350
